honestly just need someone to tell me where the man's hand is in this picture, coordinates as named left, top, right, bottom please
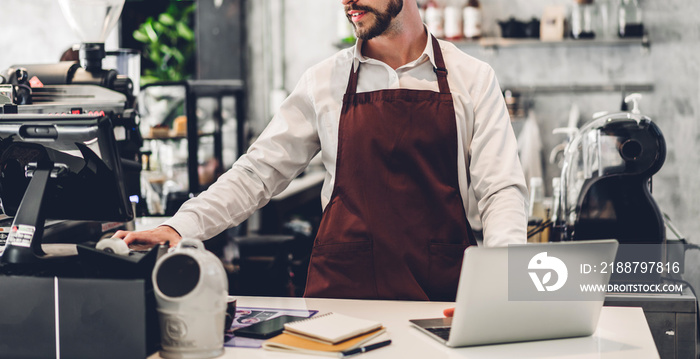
left=113, top=225, right=182, bottom=248
left=443, top=307, right=455, bottom=317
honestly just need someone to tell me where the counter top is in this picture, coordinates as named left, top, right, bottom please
left=149, top=296, right=658, bottom=359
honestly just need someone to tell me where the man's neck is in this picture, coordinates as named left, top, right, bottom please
left=361, top=8, right=427, bottom=70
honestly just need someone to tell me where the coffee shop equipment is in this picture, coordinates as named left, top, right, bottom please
left=153, top=238, right=228, bottom=359
left=551, top=93, right=696, bottom=358
left=0, top=0, right=143, bottom=213
left=0, top=4, right=153, bottom=355
left=554, top=93, right=665, bottom=244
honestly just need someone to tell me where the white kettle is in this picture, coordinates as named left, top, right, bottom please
left=152, top=238, right=228, bottom=359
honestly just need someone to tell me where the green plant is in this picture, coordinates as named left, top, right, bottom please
left=133, top=1, right=196, bottom=85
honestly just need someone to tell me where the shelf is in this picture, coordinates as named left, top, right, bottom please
left=502, top=83, right=654, bottom=95
left=453, top=35, right=650, bottom=49
left=143, top=132, right=215, bottom=141
left=139, top=79, right=246, bottom=205
left=335, top=36, right=649, bottom=49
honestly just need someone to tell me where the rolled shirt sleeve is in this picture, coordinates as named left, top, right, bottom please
left=468, top=65, right=529, bottom=247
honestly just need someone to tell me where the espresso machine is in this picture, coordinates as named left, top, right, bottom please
left=0, top=0, right=145, bottom=238
left=554, top=94, right=666, bottom=245
left=0, top=0, right=142, bottom=210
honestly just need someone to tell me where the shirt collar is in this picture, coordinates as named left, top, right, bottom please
left=351, top=26, right=439, bottom=72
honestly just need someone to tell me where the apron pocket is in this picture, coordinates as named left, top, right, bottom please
left=305, top=241, right=377, bottom=299
left=428, top=242, right=468, bottom=301
left=313, top=196, right=368, bottom=247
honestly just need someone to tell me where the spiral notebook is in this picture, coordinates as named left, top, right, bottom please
left=282, top=312, right=383, bottom=345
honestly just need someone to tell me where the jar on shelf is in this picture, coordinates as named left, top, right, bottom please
left=425, top=0, right=444, bottom=38
left=597, top=0, right=617, bottom=39
left=618, top=0, right=643, bottom=37
left=444, top=4, right=463, bottom=40
left=463, top=0, right=482, bottom=39
left=571, top=0, right=597, bottom=39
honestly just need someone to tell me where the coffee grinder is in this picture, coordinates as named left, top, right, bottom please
left=1, top=0, right=133, bottom=107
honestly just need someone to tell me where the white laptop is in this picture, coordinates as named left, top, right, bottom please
left=410, top=239, right=619, bottom=347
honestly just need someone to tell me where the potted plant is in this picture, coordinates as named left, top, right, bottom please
left=132, top=1, right=196, bottom=85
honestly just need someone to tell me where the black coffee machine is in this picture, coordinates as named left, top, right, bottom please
left=554, top=94, right=666, bottom=244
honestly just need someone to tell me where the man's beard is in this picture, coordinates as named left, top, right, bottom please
left=346, top=0, right=403, bottom=40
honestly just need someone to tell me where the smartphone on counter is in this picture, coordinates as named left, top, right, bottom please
left=234, top=315, right=308, bottom=339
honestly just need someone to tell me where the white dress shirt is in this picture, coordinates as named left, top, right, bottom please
left=163, top=33, right=528, bottom=247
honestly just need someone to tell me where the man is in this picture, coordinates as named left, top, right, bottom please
left=116, top=0, right=528, bottom=301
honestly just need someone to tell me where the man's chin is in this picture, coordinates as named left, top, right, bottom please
left=355, top=32, right=372, bottom=40
left=355, top=26, right=384, bottom=40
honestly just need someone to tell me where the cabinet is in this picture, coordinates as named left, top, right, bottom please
left=605, top=289, right=697, bottom=359
left=138, top=80, right=246, bottom=215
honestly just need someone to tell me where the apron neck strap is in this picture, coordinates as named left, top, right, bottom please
left=431, top=35, right=450, bottom=94
left=346, top=35, right=450, bottom=95
left=346, top=60, right=360, bottom=95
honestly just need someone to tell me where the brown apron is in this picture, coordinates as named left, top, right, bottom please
left=304, top=36, right=476, bottom=301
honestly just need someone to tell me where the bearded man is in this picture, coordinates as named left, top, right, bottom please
left=117, top=0, right=528, bottom=301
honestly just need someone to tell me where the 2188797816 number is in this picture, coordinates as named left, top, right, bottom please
left=599, top=261, right=680, bottom=274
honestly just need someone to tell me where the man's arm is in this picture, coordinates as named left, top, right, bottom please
left=117, top=71, right=321, bottom=245
left=469, top=65, right=529, bottom=246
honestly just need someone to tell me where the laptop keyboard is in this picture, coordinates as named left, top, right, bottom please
left=426, top=326, right=451, bottom=340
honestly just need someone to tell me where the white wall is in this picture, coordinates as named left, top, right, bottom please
left=1, top=0, right=119, bottom=71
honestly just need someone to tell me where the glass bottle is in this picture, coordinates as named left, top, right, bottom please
left=463, top=0, right=482, bottom=39
left=550, top=177, right=565, bottom=242
left=597, top=0, right=616, bottom=40
left=425, top=0, right=445, bottom=38
left=571, top=0, right=596, bottom=39
left=618, top=0, right=643, bottom=37
left=444, top=4, right=463, bottom=40
left=529, top=177, right=546, bottom=221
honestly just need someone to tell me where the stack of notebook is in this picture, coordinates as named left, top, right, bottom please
left=262, top=312, right=391, bottom=357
